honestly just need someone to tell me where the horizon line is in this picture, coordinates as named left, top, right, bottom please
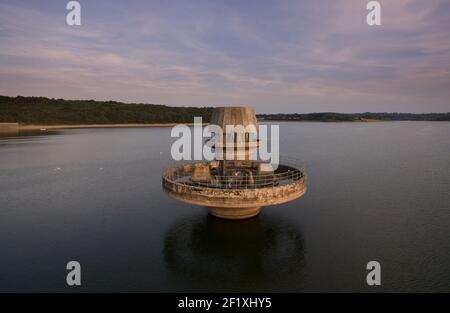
left=1, top=94, right=449, bottom=115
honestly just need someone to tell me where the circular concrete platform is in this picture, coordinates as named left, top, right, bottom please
left=162, top=161, right=307, bottom=220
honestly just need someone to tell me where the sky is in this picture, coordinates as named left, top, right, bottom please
left=0, top=0, right=449, bottom=113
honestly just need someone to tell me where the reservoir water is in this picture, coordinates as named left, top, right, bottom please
left=0, top=122, right=449, bottom=292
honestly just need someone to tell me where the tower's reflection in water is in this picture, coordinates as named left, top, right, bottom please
left=164, top=214, right=306, bottom=292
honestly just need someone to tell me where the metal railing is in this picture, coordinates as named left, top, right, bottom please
left=163, top=157, right=306, bottom=190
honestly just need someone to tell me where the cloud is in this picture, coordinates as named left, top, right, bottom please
left=0, top=0, right=449, bottom=112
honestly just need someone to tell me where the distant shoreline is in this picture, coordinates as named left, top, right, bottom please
left=259, top=118, right=382, bottom=123
left=18, top=119, right=383, bottom=131
left=18, top=123, right=195, bottom=131
left=11, top=118, right=450, bottom=132
left=1, top=96, right=449, bottom=124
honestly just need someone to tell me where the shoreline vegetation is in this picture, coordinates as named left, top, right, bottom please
left=17, top=123, right=193, bottom=131
left=258, top=112, right=450, bottom=122
left=1, top=96, right=449, bottom=130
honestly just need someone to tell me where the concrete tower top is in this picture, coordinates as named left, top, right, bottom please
left=210, top=106, right=258, bottom=129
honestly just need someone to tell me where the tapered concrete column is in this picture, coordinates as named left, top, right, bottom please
left=207, top=206, right=262, bottom=220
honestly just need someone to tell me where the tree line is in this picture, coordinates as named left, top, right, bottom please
left=0, top=96, right=212, bottom=124
left=1, top=95, right=448, bottom=124
left=258, top=112, right=450, bottom=122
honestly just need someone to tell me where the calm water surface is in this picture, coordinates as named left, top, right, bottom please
left=0, top=122, right=449, bottom=292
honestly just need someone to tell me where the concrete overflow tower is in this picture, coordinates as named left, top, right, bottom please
left=162, top=106, right=307, bottom=219
left=208, top=106, right=260, bottom=176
